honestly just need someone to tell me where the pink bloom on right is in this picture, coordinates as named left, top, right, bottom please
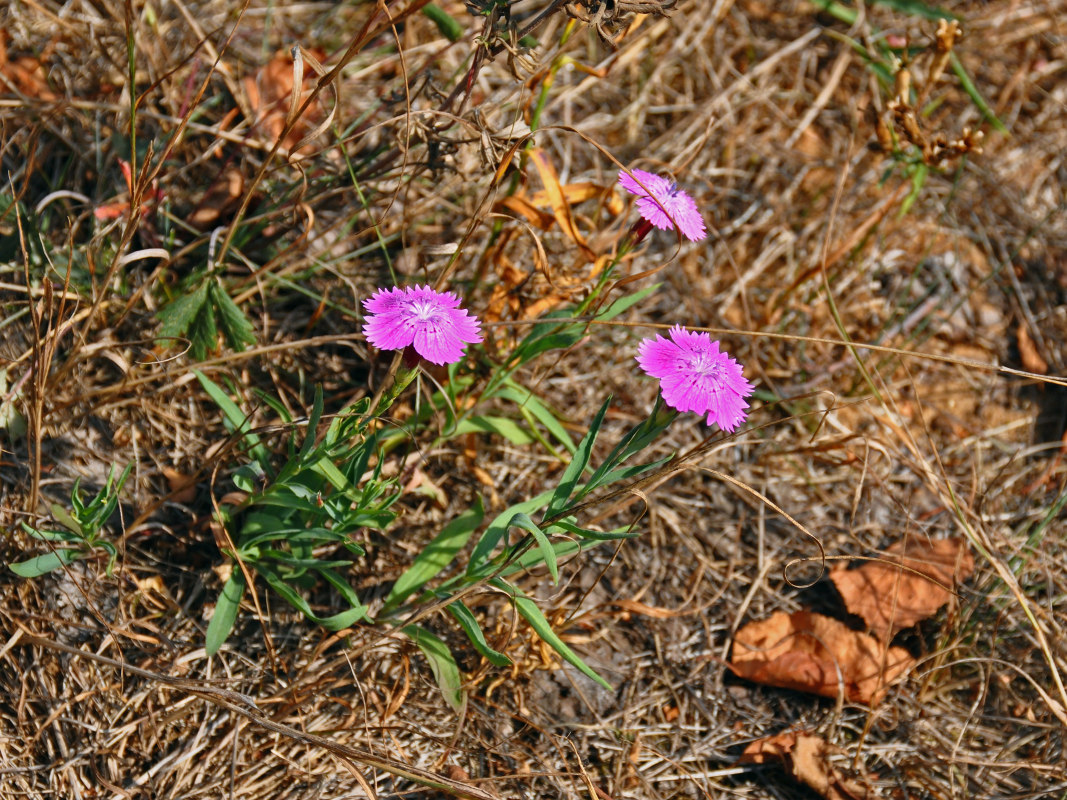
left=636, top=326, right=754, bottom=432
left=618, top=168, right=707, bottom=242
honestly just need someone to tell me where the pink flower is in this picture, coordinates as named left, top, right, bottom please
left=363, top=284, right=483, bottom=366
left=636, top=326, right=754, bottom=432
left=618, top=169, right=706, bottom=242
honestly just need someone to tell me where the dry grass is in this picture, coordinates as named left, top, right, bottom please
left=1, top=0, right=1065, bottom=798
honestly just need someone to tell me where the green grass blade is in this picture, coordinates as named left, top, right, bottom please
left=384, top=497, right=484, bottom=611
left=402, top=625, right=465, bottom=710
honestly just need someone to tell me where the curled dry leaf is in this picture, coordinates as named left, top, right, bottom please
left=244, top=49, right=327, bottom=152
left=730, top=610, right=914, bottom=705
left=739, top=731, right=872, bottom=800
left=0, top=30, right=56, bottom=100
left=1016, top=321, right=1049, bottom=375
left=830, top=537, right=974, bottom=641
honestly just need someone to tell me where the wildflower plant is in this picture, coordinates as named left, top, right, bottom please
left=191, top=156, right=755, bottom=700
left=10, top=463, right=133, bottom=578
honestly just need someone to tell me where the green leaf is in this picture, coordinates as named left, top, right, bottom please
left=384, top=497, right=484, bottom=611
left=158, top=280, right=209, bottom=341
left=9, top=548, right=81, bottom=578
left=319, top=568, right=370, bottom=622
left=49, top=504, right=83, bottom=536
left=446, top=600, right=511, bottom=666
left=259, top=565, right=366, bottom=630
left=189, top=291, right=219, bottom=360
left=469, top=489, right=554, bottom=573
left=546, top=397, right=609, bottom=518
left=422, top=3, right=464, bottom=41
left=585, top=454, right=675, bottom=495
left=299, top=386, right=324, bottom=462
left=549, top=519, right=639, bottom=542
left=901, top=161, right=928, bottom=216
left=503, top=537, right=584, bottom=574
left=402, top=625, right=465, bottom=711
left=20, top=522, right=81, bottom=543
left=507, top=512, right=557, bottom=584
left=211, top=281, right=257, bottom=352
left=949, top=51, right=1007, bottom=133
left=453, top=416, right=535, bottom=445
left=592, top=284, right=660, bottom=322
left=497, top=382, right=576, bottom=454
left=206, top=570, right=246, bottom=655
left=493, top=580, right=612, bottom=690
left=194, top=370, right=271, bottom=466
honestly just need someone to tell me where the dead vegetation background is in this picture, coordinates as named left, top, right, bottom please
left=1, top=0, right=1066, bottom=798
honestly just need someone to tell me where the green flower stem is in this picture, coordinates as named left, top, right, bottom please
left=373, top=363, right=419, bottom=418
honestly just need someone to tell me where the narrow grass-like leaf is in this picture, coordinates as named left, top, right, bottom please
left=546, top=397, right=609, bottom=518
left=299, top=385, right=324, bottom=462
left=497, top=381, right=576, bottom=454
left=469, top=489, right=554, bottom=572
left=508, top=513, right=557, bottom=584
left=453, top=416, right=535, bottom=445
left=9, top=548, right=81, bottom=578
left=503, top=538, right=585, bottom=575
left=259, top=566, right=366, bottom=630
left=493, top=580, right=612, bottom=690
left=319, top=568, right=370, bottom=621
left=446, top=600, right=512, bottom=666
left=949, top=52, right=1007, bottom=133
left=385, top=497, right=484, bottom=611
left=592, top=284, right=660, bottom=322
left=402, top=625, right=465, bottom=710
left=206, top=570, right=246, bottom=655
left=194, top=370, right=271, bottom=466
left=421, top=3, right=464, bottom=41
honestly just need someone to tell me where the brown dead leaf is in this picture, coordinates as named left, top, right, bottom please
left=742, top=732, right=873, bottom=800
left=244, top=49, right=326, bottom=152
left=188, top=167, right=245, bottom=228
left=0, top=31, right=56, bottom=100
left=527, top=181, right=622, bottom=215
left=739, top=731, right=872, bottom=800
left=528, top=148, right=595, bottom=263
left=730, top=610, right=914, bottom=705
left=738, top=730, right=799, bottom=764
left=1016, top=321, right=1049, bottom=375
left=162, top=466, right=198, bottom=505
left=830, top=537, right=974, bottom=641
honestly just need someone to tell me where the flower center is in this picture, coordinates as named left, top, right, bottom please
left=685, top=350, right=722, bottom=381
left=408, top=300, right=439, bottom=322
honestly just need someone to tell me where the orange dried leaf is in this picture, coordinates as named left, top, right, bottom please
left=830, top=537, right=974, bottom=641
left=188, top=167, right=245, bottom=228
left=528, top=148, right=595, bottom=262
left=244, top=49, right=326, bottom=152
left=739, top=732, right=873, bottom=800
left=729, top=610, right=914, bottom=705
left=0, top=31, right=56, bottom=100
left=1016, top=322, right=1049, bottom=375
left=496, top=195, right=555, bottom=230
left=527, top=181, right=619, bottom=213
left=738, top=730, right=798, bottom=764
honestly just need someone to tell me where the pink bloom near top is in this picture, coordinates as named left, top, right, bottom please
left=637, top=326, right=754, bottom=432
left=363, top=284, right=483, bottom=365
left=618, top=169, right=707, bottom=242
